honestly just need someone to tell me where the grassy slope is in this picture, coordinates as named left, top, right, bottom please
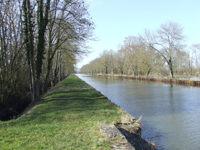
left=0, top=74, right=133, bottom=149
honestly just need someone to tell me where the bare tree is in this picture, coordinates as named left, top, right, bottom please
left=0, top=0, right=28, bottom=105
left=43, top=0, right=94, bottom=90
left=191, top=44, right=200, bottom=75
left=22, top=0, right=51, bottom=102
left=115, top=48, right=125, bottom=75
left=0, top=0, right=94, bottom=120
left=141, top=21, right=186, bottom=78
left=100, top=50, right=109, bottom=74
left=22, top=0, right=94, bottom=101
left=22, top=0, right=36, bottom=102
left=123, top=36, right=142, bottom=76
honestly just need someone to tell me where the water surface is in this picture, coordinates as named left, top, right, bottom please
left=76, top=74, right=200, bottom=150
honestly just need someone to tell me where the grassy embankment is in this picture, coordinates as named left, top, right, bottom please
left=0, top=74, right=135, bottom=149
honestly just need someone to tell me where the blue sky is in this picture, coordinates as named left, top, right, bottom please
left=76, top=0, right=200, bottom=68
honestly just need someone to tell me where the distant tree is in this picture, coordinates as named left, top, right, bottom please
left=100, top=50, right=110, bottom=74
left=191, top=44, right=200, bottom=75
left=172, top=50, right=190, bottom=75
left=81, top=63, right=92, bottom=74
left=123, top=36, right=137, bottom=75
left=108, top=50, right=115, bottom=74
left=115, top=48, right=125, bottom=75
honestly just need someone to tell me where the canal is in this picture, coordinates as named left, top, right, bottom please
left=76, top=74, right=200, bottom=150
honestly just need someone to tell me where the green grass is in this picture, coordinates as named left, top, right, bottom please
left=0, top=74, right=134, bottom=149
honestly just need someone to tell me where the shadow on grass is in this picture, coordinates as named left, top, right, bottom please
left=5, top=87, right=118, bottom=127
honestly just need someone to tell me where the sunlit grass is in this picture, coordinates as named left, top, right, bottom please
left=0, top=74, right=134, bottom=149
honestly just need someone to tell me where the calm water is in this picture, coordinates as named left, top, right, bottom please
left=76, top=74, right=200, bottom=150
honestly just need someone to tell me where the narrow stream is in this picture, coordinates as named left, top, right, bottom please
left=76, top=74, right=200, bottom=150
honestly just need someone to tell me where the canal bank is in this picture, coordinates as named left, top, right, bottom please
left=0, top=74, right=155, bottom=150
left=94, top=74, right=200, bottom=87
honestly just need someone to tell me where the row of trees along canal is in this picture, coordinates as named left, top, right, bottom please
left=81, top=21, right=200, bottom=79
left=0, top=0, right=94, bottom=120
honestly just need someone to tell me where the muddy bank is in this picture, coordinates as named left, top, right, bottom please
left=94, top=74, right=200, bottom=87
left=100, top=123, right=155, bottom=150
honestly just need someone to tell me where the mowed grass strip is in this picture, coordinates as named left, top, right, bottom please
left=0, top=74, right=132, bottom=149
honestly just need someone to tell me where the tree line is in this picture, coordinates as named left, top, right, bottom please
left=0, top=0, right=93, bottom=119
left=81, top=21, right=200, bottom=79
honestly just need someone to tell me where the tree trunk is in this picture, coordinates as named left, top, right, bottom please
left=168, top=58, right=174, bottom=79
left=35, top=77, right=40, bottom=102
left=105, top=66, right=108, bottom=74
left=35, top=0, right=50, bottom=101
left=147, top=68, right=151, bottom=77
left=23, top=0, right=35, bottom=102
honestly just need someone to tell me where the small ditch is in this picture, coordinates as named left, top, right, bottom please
left=0, top=97, right=31, bottom=121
